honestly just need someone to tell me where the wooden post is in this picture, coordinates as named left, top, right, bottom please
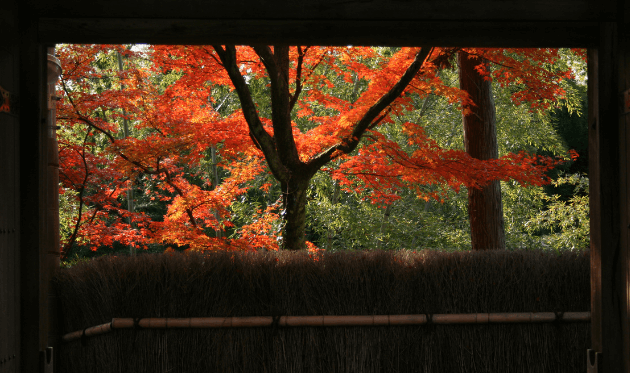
left=18, top=17, right=46, bottom=373
left=616, top=1, right=630, bottom=369
left=0, top=1, right=21, bottom=371
left=617, top=3, right=630, bottom=371
left=589, top=18, right=630, bottom=373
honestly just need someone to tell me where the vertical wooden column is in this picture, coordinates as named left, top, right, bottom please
left=18, top=9, right=48, bottom=373
left=589, top=18, right=630, bottom=373
left=617, top=1, right=630, bottom=369
left=44, top=48, right=61, bottom=373
left=0, top=1, right=22, bottom=372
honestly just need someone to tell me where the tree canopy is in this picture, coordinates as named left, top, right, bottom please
left=56, top=45, right=584, bottom=256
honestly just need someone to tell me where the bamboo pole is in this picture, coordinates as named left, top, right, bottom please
left=62, top=322, right=113, bottom=342
left=61, top=312, right=590, bottom=343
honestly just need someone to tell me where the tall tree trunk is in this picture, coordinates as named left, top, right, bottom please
left=458, top=51, right=506, bottom=251
left=326, top=180, right=341, bottom=249
left=281, top=176, right=310, bottom=250
left=118, top=51, right=136, bottom=255
left=376, top=203, right=393, bottom=250
left=210, top=145, right=222, bottom=239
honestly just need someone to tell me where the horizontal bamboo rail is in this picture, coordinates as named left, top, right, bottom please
left=62, top=312, right=590, bottom=343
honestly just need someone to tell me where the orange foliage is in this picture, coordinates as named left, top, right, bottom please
left=57, top=45, right=578, bottom=254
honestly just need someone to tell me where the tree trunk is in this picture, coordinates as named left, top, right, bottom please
left=281, top=177, right=310, bottom=250
left=118, top=51, right=136, bottom=255
left=458, top=51, right=506, bottom=251
left=327, top=180, right=341, bottom=249
left=210, top=145, right=222, bottom=238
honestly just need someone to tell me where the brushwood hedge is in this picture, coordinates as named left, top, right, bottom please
left=55, top=249, right=590, bottom=373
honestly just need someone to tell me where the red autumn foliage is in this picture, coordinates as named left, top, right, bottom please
left=56, top=45, right=580, bottom=255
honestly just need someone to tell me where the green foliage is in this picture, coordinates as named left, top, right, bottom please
left=305, top=172, right=472, bottom=251
left=551, top=81, right=589, bottom=174
left=525, top=174, right=589, bottom=250
left=59, top=187, right=80, bottom=245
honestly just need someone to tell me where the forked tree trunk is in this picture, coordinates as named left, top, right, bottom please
left=458, top=51, right=506, bottom=251
left=215, top=45, right=433, bottom=251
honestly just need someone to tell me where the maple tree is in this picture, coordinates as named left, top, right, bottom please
left=56, top=45, right=579, bottom=255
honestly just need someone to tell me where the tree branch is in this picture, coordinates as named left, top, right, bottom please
left=308, top=46, right=434, bottom=173
left=212, top=45, right=290, bottom=181
left=252, top=45, right=302, bottom=170
left=289, top=46, right=308, bottom=111
left=62, top=78, right=202, bottom=230
left=60, top=131, right=91, bottom=260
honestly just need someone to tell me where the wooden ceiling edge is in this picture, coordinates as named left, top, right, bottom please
left=37, top=18, right=600, bottom=48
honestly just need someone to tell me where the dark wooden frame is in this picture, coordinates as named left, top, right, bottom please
left=3, top=0, right=629, bottom=371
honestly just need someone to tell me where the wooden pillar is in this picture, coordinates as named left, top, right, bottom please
left=589, top=17, right=630, bottom=373
left=18, top=7, right=51, bottom=373
left=618, top=2, right=630, bottom=370
left=0, top=0, right=22, bottom=372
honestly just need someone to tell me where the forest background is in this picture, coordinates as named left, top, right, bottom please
left=55, top=45, right=588, bottom=263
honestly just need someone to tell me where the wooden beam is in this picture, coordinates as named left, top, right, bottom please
left=27, top=0, right=616, bottom=21
left=38, top=18, right=599, bottom=47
